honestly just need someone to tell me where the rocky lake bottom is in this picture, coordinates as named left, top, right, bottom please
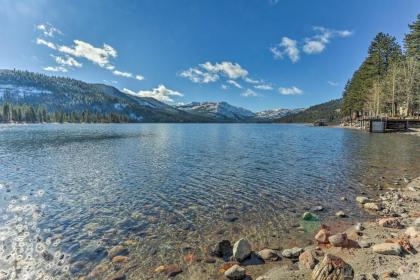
left=0, top=123, right=419, bottom=279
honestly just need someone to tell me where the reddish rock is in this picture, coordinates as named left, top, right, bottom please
left=183, top=253, right=197, bottom=265
left=219, top=262, right=239, bottom=273
left=299, top=250, right=317, bottom=269
left=315, top=229, right=331, bottom=244
left=204, top=257, right=216, bottom=263
left=108, top=245, right=128, bottom=259
left=165, top=264, right=182, bottom=277
left=154, top=264, right=182, bottom=277
left=378, top=218, right=403, bottom=229
left=312, top=254, right=354, bottom=280
left=111, top=256, right=128, bottom=263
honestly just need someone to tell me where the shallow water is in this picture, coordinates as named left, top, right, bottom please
left=0, top=123, right=419, bottom=279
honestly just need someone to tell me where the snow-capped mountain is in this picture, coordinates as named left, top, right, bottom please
left=255, top=108, right=305, bottom=120
left=176, top=101, right=255, bottom=121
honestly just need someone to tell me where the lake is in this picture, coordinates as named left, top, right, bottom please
left=0, top=123, right=419, bottom=279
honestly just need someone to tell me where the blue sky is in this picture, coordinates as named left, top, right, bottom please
left=0, top=0, right=418, bottom=111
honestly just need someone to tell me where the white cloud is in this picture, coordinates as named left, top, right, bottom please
left=200, top=61, right=248, bottom=79
left=241, top=89, right=259, bottom=97
left=303, top=26, right=353, bottom=55
left=35, top=29, right=145, bottom=80
left=123, top=85, right=183, bottom=103
left=302, top=40, right=325, bottom=54
left=279, top=86, right=303, bottom=95
left=112, top=70, right=133, bottom=78
left=270, top=37, right=299, bottom=63
left=221, top=84, right=228, bottom=90
left=58, top=40, right=117, bottom=69
left=328, top=81, right=338, bottom=86
left=43, top=66, right=67, bottom=72
left=36, top=23, right=62, bottom=37
left=244, top=77, right=259, bottom=84
left=51, top=55, right=82, bottom=68
left=179, top=67, right=219, bottom=83
left=36, top=38, right=56, bottom=50
left=227, top=79, right=242, bottom=89
left=254, top=84, right=273, bottom=90
left=270, top=26, right=352, bottom=61
left=112, top=70, right=145, bottom=81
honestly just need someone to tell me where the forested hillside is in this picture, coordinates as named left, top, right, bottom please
left=0, top=70, right=208, bottom=123
left=276, top=99, right=342, bottom=124
left=342, top=15, right=419, bottom=119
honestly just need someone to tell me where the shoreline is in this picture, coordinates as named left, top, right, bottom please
left=79, top=176, right=420, bottom=280
left=255, top=176, right=420, bottom=280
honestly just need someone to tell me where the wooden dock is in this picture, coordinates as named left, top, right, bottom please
left=369, top=119, right=420, bottom=133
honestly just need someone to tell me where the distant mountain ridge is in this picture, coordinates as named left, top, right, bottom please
left=0, top=69, right=208, bottom=122
left=255, top=108, right=305, bottom=121
left=176, top=101, right=255, bottom=121
left=0, top=69, right=340, bottom=123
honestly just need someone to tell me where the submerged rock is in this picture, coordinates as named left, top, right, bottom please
left=210, top=240, right=233, bottom=260
left=224, top=264, right=246, bottom=280
left=112, top=256, right=128, bottom=263
left=41, top=250, right=54, bottom=262
left=155, top=264, right=182, bottom=277
left=335, top=211, right=347, bottom=218
left=183, top=253, right=198, bottom=265
left=302, top=212, right=318, bottom=221
left=204, top=257, right=216, bottom=263
left=108, top=245, right=128, bottom=259
left=165, top=264, right=183, bottom=277
left=311, top=254, right=354, bottom=280
left=364, top=202, right=381, bottom=211
left=372, top=243, right=402, bottom=255
left=311, top=206, right=324, bottom=212
left=356, top=196, right=369, bottom=204
left=233, top=238, right=252, bottom=262
left=108, top=271, right=126, bottom=280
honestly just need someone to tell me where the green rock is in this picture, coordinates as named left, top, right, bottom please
left=302, top=212, right=318, bottom=221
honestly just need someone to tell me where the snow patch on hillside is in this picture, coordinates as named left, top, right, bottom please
left=0, top=84, right=52, bottom=99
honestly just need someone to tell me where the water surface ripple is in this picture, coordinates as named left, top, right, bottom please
left=0, top=124, right=419, bottom=279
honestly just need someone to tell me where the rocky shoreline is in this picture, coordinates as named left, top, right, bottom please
left=78, top=176, right=420, bottom=280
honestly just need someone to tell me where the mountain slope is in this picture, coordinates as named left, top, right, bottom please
left=276, top=99, right=342, bottom=124
left=176, top=101, right=255, bottom=121
left=0, top=69, right=207, bottom=122
left=254, top=108, right=305, bottom=121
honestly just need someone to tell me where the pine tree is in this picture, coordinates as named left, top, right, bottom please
left=404, top=14, right=420, bottom=59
